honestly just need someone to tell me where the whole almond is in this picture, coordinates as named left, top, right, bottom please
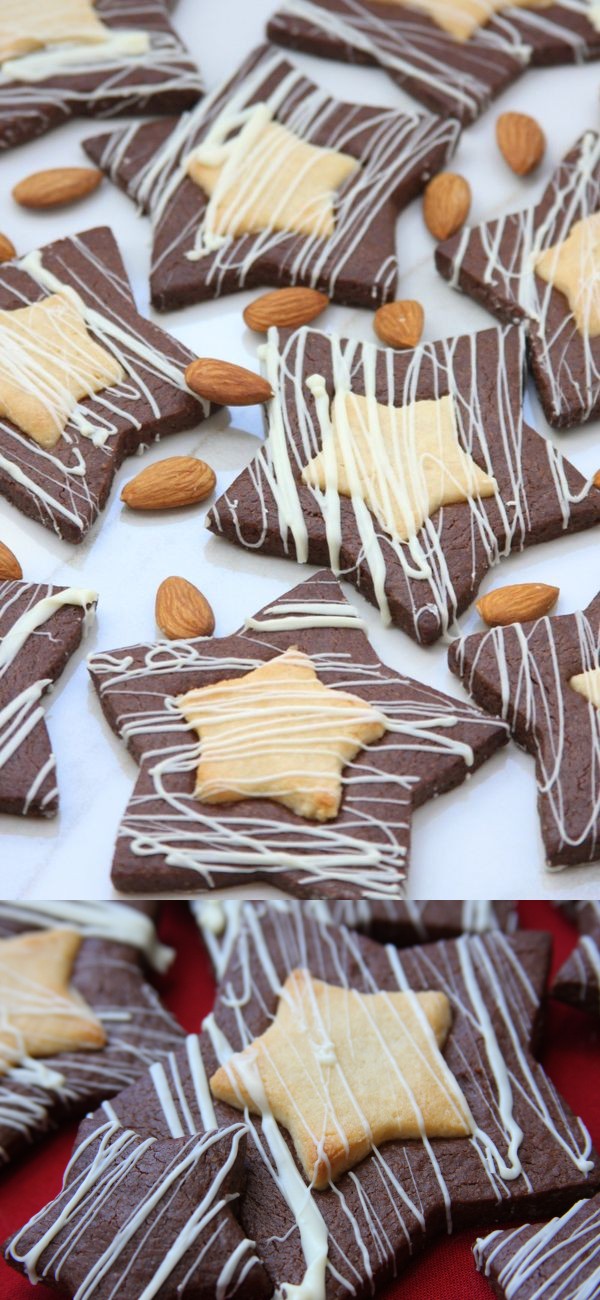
left=243, top=287, right=329, bottom=333
left=423, top=172, right=471, bottom=241
left=496, top=112, right=545, bottom=177
left=374, top=300, right=424, bottom=350
left=476, top=582, right=559, bottom=628
left=0, top=541, right=23, bottom=581
left=155, top=576, right=215, bottom=640
left=185, top=358, right=272, bottom=406
left=121, top=456, right=216, bottom=511
left=0, top=233, right=16, bottom=263
left=13, top=167, right=103, bottom=210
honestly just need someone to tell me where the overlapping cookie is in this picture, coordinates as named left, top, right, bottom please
left=552, top=902, right=600, bottom=1016
left=87, top=571, right=508, bottom=898
left=0, top=0, right=203, bottom=152
left=82, top=43, right=460, bottom=311
left=7, top=1122, right=271, bottom=1300
left=266, top=0, right=532, bottom=124
left=0, top=900, right=185, bottom=1166
left=0, top=580, right=97, bottom=818
left=194, top=898, right=519, bottom=977
left=11, top=903, right=598, bottom=1300
left=206, top=322, right=600, bottom=643
left=0, top=226, right=212, bottom=543
left=437, top=132, right=600, bottom=428
left=449, top=590, right=600, bottom=868
left=474, top=1193, right=600, bottom=1299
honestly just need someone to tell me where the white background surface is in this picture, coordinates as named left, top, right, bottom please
left=2, top=0, right=600, bottom=899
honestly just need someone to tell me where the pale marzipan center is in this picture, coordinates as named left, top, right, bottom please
left=569, top=667, right=600, bottom=709
left=375, top=0, right=551, bottom=43
left=535, top=212, right=600, bottom=338
left=301, top=390, right=498, bottom=543
left=0, top=0, right=109, bottom=63
left=0, top=928, right=106, bottom=1076
left=0, top=293, right=124, bottom=449
left=176, top=646, right=386, bottom=823
left=186, top=107, right=360, bottom=247
left=210, top=969, right=474, bottom=1188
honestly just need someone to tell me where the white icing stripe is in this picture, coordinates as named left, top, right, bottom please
left=0, top=586, right=96, bottom=671
left=0, top=904, right=173, bottom=973
left=2, top=31, right=151, bottom=82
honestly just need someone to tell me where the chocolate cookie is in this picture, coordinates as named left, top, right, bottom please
left=0, top=225, right=212, bottom=543
left=87, top=570, right=507, bottom=898
left=436, top=133, right=600, bottom=429
left=206, top=323, right=600, bottom=644
left=0, top=580, right=97, bottom=818
left=194, top=899, right=519, bottom=978
left=82, top=43, right=460, bottom=312
left=552, top=902, right=600, bottom=1017
left=55, top=905, right=600, bottom=1300
left=6, top=1121, right=272, bottom=1300
left=266, top=0, right=531, bottom=125
left=0, top=903, right=185, bottom=1167
left=474, top=1192, right=600, bottom=1299
left=498, top=2, right=600, bottom=67
left=0, top=0, right=203, bottom=153
left=0, top=901, right=174, bottom=973
left=448, top=590, right=600, bottom=868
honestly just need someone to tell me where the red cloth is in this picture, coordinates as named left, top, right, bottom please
left=0, top=902, right=597, bottom=1299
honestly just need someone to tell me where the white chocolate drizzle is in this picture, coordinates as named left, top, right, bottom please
left=0, top=903, right=173, bottom=973
left=474, top=1194, right=600, bottom=1298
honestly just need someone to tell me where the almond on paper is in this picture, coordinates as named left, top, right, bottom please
left=155, top=576, right=215, bottom=640
left=423, top=172, right=471, bottom=242
left=12, top=167, right=103, bottom=210
left=0, top=233, right=16, bottom=263
left=121, top=456, right=216, bottom=511
left=374, top=300, right=424, bottom=350
left=476, top=582, right=559, bottom=628
left=0, top=541, right=23, bottom=581
left=243, top=287, right=329, bottom=333
left=496, top=112, right=545, bottom=177
left=185, top=358, right=273, bottom=406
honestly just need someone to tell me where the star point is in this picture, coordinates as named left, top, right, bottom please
left=0, top=928, right=107, bottom=1073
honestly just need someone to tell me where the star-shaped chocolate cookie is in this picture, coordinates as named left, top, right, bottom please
left=193, top=898, right=519, bottom=978
left=206, top=323, right=600, bottom=644
left=448, top=590, right=600, bottom=868
left=82, top=43, right=460, bottom=311
left=0, top=901, right=185, bottom=1167
left=0, top=0, right=203, bottom=153
left=266, top=0, right=533, bottom=125
left=474, top=1192, right=600, bottom=1300
left=0, top=225, right=212, bottom=542
left=552, top=902, right=600, bottom=1017
left=0, top=579, right=97, bottom=819
left=87, top=570, right=508, bottom=898
left=49, top=904, right=600, bottom=1300
left=6, top=1120, right=272, bottom=1300
left=436, top=132, right=600, bottom=429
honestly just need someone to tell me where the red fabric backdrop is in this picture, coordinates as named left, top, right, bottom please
left=0, top=901, right=597, bottom=1299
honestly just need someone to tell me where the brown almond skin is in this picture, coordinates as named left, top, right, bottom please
left=185, top=358, right=272, bottom=406
left=594, top=469, right=600, bottom=489
left=374, top=301, right=424, bottom=350
left=121, top=456, right=216, bottom=511
left=243, top=287, right=329, bottom=333
left=423, top=172, right=471, bottom=241
left=496, top=112, right=545, bottom=177
left=0, top=233, right=16, bottom=263
left=476, top=582, right=559, bottom=628
left=0, top=541, right=23, bottom=581
left=13, top=167, right=103, bottom=210
left=155, top=577, right=215, bottom=640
